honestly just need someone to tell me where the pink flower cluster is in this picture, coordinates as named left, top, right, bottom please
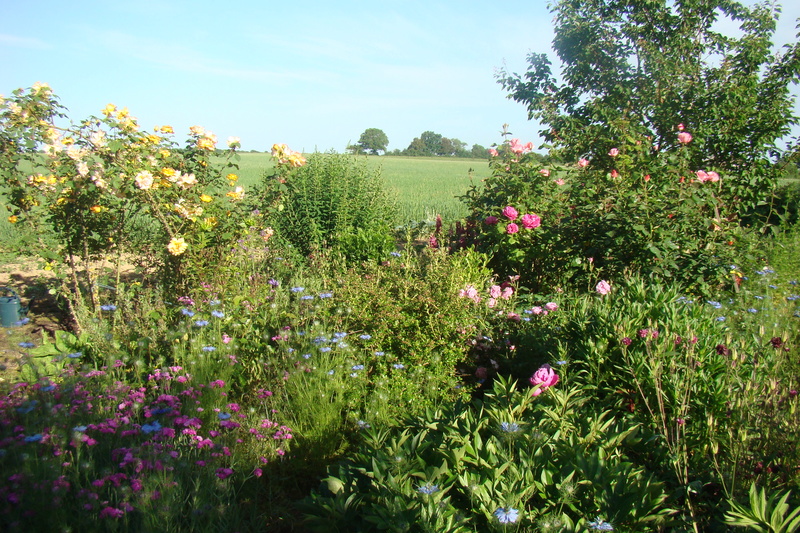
left=488, top=206, right=542, bottom=234
left=459, top=283, right=514, bottom=307
left=694, top=170, right=720, bottom=183
left=527, top=302, right=558, bottom=316
left=509, top=138, right=533, bottom=155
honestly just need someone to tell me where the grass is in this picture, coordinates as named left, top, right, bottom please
left=229, top=152, right=488, bottom=224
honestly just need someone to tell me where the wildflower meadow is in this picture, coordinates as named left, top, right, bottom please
left=2, top=19, right=800, bottom=530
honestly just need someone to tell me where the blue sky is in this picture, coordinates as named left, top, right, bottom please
left=2, top=0, right=799, bottom=153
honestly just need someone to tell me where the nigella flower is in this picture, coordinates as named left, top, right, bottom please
left=202, top=346, right=216, bottom=352
left=211, top=310, right=224, bottom=318
left=73, top=425, right=87, bottom=433
left=747, top=308, right=758, bottom=313
left=318, top=292, right=333, bottom=298
left=393, top=364, right=405, bottom=369
left=320, top=347, right=331, bottom=353
left=13, top=317, right=30, bottom=326
left=417, top=484, right=439, bottom=495
left=359, top=334, right=372, bottom=340
left=716, top=316, right=726, bottom=321
left=787, top=295, right=800, bottom=301
left=67, top=352, right=82, bottom=358
left=706, top=300, right=722, bottom=309
left=217, top=412, right=231, bottom=420
left=333, top=332, right=347, bottom=339
left=352, top=364, right=364, bottom=371
left=141, top=421, right=162, bottom=434
left=209, top=299, right=221, bottom=306
left=290, top=287, right=304, bottom=293
left=357, top=420, right=371, bottom=429
left=501, top=421, right=521, bottom=433
left=493, top=507, right=519, bottom=524
left=181, top=308, right=195, bottom=317
left=100, top=304, right=117, bottom=311
left=390, top=251, right=401, bottom=257
left=588, top=517, right=614, bottom=530
left=302, top=353, right=311, bottom=359
left=24, top=433, right=43, bottom=443
left=300, top=295, right=314, bottom=301
left=194, top=320, right=209, bottom=327
left=18, top=342, right=35, bottom=349
left=327, top=370, right=335, bottom=375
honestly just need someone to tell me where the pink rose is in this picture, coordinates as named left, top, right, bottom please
left=521, top=213, right=541, bottom=229
left=608, top=148, right=619, bottom=157
left=544, top=302, right=558, bottom=311
left=485, top=216, right=499, bottom=225
left=677, top=123, right=685, bottom=131
left=502, top=206, right=519, bottom=220
left=506, top=223, right=519, bottom=234
left=677, top=131, right=693, bottom=144
left=539, top=168, right=550, bottom=177
left=501, top=287, right=514, bottom=300
left=489, top=285, right=502, bottom=298
left=531, top=306, right=543, bottom=315
left=554, top=178, right=565, bottom=186
left=596, top=280, right=611, bottom=295
left=707, top=171, right=720, bottom=182
left=488, top=148, right=499, bottom=157
left=578, top=158, right=589, bottom=168
left=509, top=138, right=533, bottom=155
left=529, top=364, right=559, bottom=396
left=487, top=297, right=497, bottom=308
left=610, top=169, right=619, bottom=178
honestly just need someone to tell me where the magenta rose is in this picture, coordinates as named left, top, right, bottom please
left=502, top=206, right=519, bottom=220
left=521, top=213, right=541, bottom=229
left=485, top=216, right=499, bottom=225
left=506, top=223, right=519, bottom=234
left=529, top=364, right=559, bottom=396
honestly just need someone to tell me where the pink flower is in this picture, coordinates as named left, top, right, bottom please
left=539, top=168, right=550, bottom=177
left=677, top=131, right=693, bottom=144
left=501, top=287, right=514, bottom=300
left=608, top=148, right=619, bottom=157
left=707, top=171, right=720, bottom=182
left=489, top=285, right=502, bottom=298
left=595, top=280, right=612, bottom=295
left=578, top=158, right=589, bottom=168
left=215, top=467, right=234, bottom=480
left=487, top=298, right=497, bottom=308
left=610, top=169, right=619, bottom=178
left=509, top=138, right=533, bottom=155
left=529, top=364, right=559, bottom=396
left=475, top=367, right=488, bottom=380
left=677, top=123, right=685, bottom=131
left=222, top=334, right=232, bottom=344
left=621, top=337, right=632, bottom=346
left=544, top=302, right=558, bottom=311
left=530, top=306, right=543, bottom=315
left=502, top=206, right=519, bottom=220
left=506, top=223, right=519, bottom=234
left=488, top=148, right=499, bottom=157
left=254, top=468, right=263, bottom=478
left=485, top=215, right=499, bottom=225
left=521, top=213, right=541, bottom=229
left=554, top=178, right=565, bottom=186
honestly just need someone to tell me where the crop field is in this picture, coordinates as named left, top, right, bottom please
left=232, top=152, right=488, bottom=223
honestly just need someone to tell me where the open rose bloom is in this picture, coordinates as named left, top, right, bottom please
left=530, top=364, right=559, bottom=396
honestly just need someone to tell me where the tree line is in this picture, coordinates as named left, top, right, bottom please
left=347, top=127, right=490, bottom=158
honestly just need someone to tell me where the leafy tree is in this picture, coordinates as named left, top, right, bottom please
left=404, top=136, right=428, bottom=156
left=420, top=131, right=443, bottom=155
left=352, top=128, right=389, bottom=155
left=470, top=144, right=489, bottom=158
left=496, top=0, right=800, bottom=175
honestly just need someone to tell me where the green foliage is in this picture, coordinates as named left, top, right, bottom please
left=725, top=484, right=800, bottom=533
left=350, top=128, right=390, bottom=155
left=256, top=152, right=396, bottom=262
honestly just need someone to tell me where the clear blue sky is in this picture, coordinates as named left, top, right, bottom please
left=2, top=1, right=798, bottom=153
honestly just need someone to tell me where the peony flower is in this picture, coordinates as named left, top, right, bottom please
left=502, top=206, right=519, bottom=220
left=521, top=213, right=541, bottom=229
left=506, top=223, right=519, bottom=234
left=530, top=364, right=559, bottom=396
left=608, top=148, right=619, bottom=157
left=167, top=236, right=188, bottom=256
left=677, top=131, right=693, bottom=144
left=596, top=280, right=612, bottom=295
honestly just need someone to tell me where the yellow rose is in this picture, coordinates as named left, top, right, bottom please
left=102, top=104, right=117, bottom=117
left=159, top=149, right=170, bottom=158
left=196, top=138, right=215, bottom=151
left=89, top=205, right=103, bottom=213
left=8, top=215, right=18, bottom=223
left=199, top=194, right=212, bottom=203
left=226, top=173, right=238, bottom=183
left=167, top=236, right=188, bottom=256
left=161, top=168, right=176, bottom=177
left=160, top=125, right=174, bottom=134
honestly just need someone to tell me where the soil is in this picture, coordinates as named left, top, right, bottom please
left=0, top=257, right=67, bottom=386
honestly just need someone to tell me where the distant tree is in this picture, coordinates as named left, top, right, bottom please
left=439, top=137, right=455, bottom=156
left=352, top=128, right=389, bottom=155
left=470, top=144, right=488, bottom=158
left=420, top=131, right=443, bottom=156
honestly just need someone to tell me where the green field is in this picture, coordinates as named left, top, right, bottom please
left=232, top=152, right=489, bottom=223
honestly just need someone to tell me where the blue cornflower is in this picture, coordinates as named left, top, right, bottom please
left=787, top=295, right=800, bottom=301
left=390, top=251, right=401, bottom=257
left=300, top=295, right=314, bottom=301
left=141, top=421, right=162, bottom=434
left=769, top=285, right=778, bottom=289
left=303, top=353, right=312, bottom=359
left=217, top=412, right=231, bottom=420
left=320, top=347, right=332, bottom=353
left=588, top=517, right=614, bottom=530
left=202, top=346, right=217, bottom=352
left=748, top=308, right=758, bottom=313
left=357, top=420, right=371, bottom=429
left=313, top=336, right=327, bottom=344
left=290, top=287, right=304, bottom=293
left=13, top=317, right=30, bottom=326
left=352, top=364, right=364, bottom=371
left=333, top=332, right=347, bottom=339
left=286, top=348, right=295, bottom=353
left=24, top=434, right=43, bottom=443
left=359, top=334, right=372, bottom=340
left=493, top=507, right=519, bottom=524
left=72, top=425, right=87, bottom=433
left=501, top=421, right=521, bottom=433
left=754, top=295, right=764, bottom=300
left=556, top=360, right=567, bottom=365
left=211, top=310, right=224, bottom=318
left=755, top=270, right=766, bottom=275
left=194, top=320, right=209, bottom=327
left=374, top=351, right=385, bottom=356
left=67, top=352, right=82, bottom=358
left=417, top=484, right=439, bottom=495
left=16, top=400, right=38, bottom=414
left=18, top=342, right=35, bottom=349
left=706, top=300, right=722, bottom=309
left=40, top=384, right=55, bottom=392
left=393, top=363, right=405, bottom=369
left=181, top=308, right=195, bottom=317
left=716, top=316, right=726, bottom=321
left=150, top=407, right=171, bottom=415
left=100, top=304, right=117, bottom=311
left=318, top=292, right=333, bottom=298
